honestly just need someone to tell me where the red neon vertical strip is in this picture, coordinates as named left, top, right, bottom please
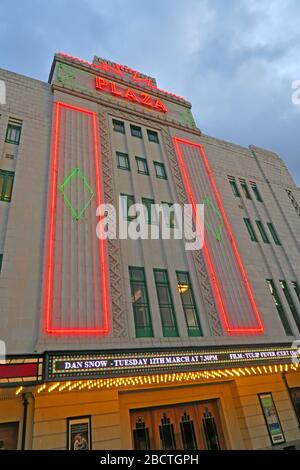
left=173, top=137, right=264, bottom=334
left=43, top=101, right=110, bottom=334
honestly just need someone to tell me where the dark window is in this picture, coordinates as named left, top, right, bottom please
left=129, top=267, right=153, bottom=337
left=251, top=183, right=263, bottom=202
left=267, top=223, right=281, bottom=246
left=244, top=218, right=258, bottom=242
left=142, top=197, right=157, bottom=225
left=228, top=178, right=240, bottom=197
left=112, top=119, right=125, bottom=134
left=0, top=170, right=14, bottom=202
left=154, top=162, right=167, bottom=179
left=256, top=221, right=270, bottom=244
left=267, top=279, right=292, bottom=335
left=130, top=125, right=142, bottom=138
left=162, top=202, right=176, bottom=228
left=280, top=280, right=300, bottom=332
left=147, top=130, right=159, bottom=143
left=120, top=194, right=136, bottom=220
left=0, top=254, right=3, bottom=272
left=176, top=271, right=202, bottom=336
left=136, top=157, right=149, bottom=175
left=5, top=121, right=22, bottom=145
left=154, top=269, right=178, bottom=337
left=292, top=282, right=300, bottom=304
left=116, top=151, right=130, bottom=171
left=240, top=181, right=252, bottom=200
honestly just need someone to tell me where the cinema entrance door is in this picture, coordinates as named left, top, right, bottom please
left=130, top=400, right=226, bottom=450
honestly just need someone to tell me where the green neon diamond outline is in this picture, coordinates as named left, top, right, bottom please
left=203, top=195, right=223, bottom=242
left=58, top=167, right=95, bottom=220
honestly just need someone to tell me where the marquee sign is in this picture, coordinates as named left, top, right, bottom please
left=95, top=76, right=168, bottom=113
left=45, top=345, right=300, bottom=382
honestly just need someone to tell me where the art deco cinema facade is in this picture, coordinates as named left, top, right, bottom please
left=0, top=53, right=300, bottom=450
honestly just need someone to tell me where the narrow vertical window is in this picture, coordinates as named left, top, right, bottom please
left=129, top=267, right=153, bottom=337
left=280, top=281, right=300, bottom=332
left=154, top=269, right=178, bottom=337
left=154, top=162, right=167, bottom=179
left=136, top=157, right=149, bottom=175
left=116, top=151, right=130, bottom=171
left=0, top=254, right=3, bottom=272
left=256, top=221, right=270, bottom=244
left=244, top=218, right=258, bottom=242
left=147, top=130, right=159, bottom=143
left=176, top=271, right=202, bottom=336
left=5, top=119, right=22, bottom=145
left=251, top=183, right=263, bottom=202
left=240, top=181, right=252, bottom=200
left=120, top=194, right=136, bottom=220
left=130, top=125, right=142, bottom=138
left=267, top=279, right=292, bottom=335
left=267, top=223, right=281, bottom=246
left=112, top=119, right=125, bottom=133
left=142, top=197, right=157, bottom=225
left=228, top=177, right=240, bottom=197
left=0, top=170, right=15, bottom=202
left=292, top=282, right=300, bottom=304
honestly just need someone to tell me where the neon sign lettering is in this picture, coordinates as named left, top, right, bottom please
left=95, top=76, right=168, bottom=113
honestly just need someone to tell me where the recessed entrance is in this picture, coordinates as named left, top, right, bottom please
left=130, top=400, right=225, bottom=450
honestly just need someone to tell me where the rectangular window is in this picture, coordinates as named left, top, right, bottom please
left=116, top=151, right=130, bottom=171
left=244, top=218, right=258, bottom=242
left=129, top=267, right=153, bottom=337
left=0, top=254, right=3, bottom=272
left=142, top=197, right=157, bottom=225
left=176, top=271, right=202, bottom=336
left=251, top=183, right=263, bottom=202
left=5, top=119, right=22, bottom=145
left=267, top=223, right=281, bottom=246
left=136, top=157, right=149, bottom=175
left=162, top=202, right=176, bottom=228
left=228, top=177, right=240, bottom=197
left=130, top=125, right=142, bottom=138
left=154, top=269, right=178, bottom=337
left=292, top=282, right=300, bottom=304
left=147, top=129, right=159, bottom=143
left=0, top=170, right=14, bottom=202
left=240, top=180, right=252, bottom=200
left=120, top=194, right=136, bottom=220
left=112, top=119, right=125, bottom=134
left=280, top=280, right=300, bottom=332
left=267, top=279, right=292, bottom=335
left=256, top=221, right=270, bottom=244
left=154, top=162, right=167, bottom=179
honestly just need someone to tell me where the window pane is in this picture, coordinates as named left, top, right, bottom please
left=184, top=308, right=199, bottom=328
left=240, top=182, right=252, bottom=199
left=256, top=221, right=270, bottom=244
left=0, top=174, right=4, bottom=198
left=6, top=124, right=21, bottom=144
left=147, top=130, right=159, bottom=143
left=280, top=280, right=300, bottom=332
left=229, top=179, right=240, bottom=197
left=160, top=307, right=176, bottom=327
left=267, top=223, right=281, bottom=246
left=154, top=162, right=167, bottom=179
left=113, top=119, right=125, bottom=133
left=129, top=267, right=153, bottom=336
left=131, top=125, right=142, bottom=138
left=130, top=268, right=145, bottom=282
left=244, top=218, right=258, bottom=242
left=292, top=282, right=300, bottom=303
left=132, top=285, right=148, bottom=305
left=4, top=175, right=14, bottom=201
left=176, top=271, right=202, bottom=335
left=267, top=279, right=292, bottom=335
left=251, top=185, right=263, bottom=202
left=136, top=158, right=148, bottom=174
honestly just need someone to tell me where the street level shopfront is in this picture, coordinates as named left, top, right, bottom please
left=1, top=344, right=300, bottom=450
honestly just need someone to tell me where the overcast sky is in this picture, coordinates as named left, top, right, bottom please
left=0, top=0, right=299, bottom=184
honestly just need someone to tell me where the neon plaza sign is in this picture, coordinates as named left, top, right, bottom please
left=95, top=76, right=168, bottom=113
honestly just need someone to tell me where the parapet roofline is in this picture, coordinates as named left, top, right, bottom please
left=49, top=52, right=191, bottom=106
